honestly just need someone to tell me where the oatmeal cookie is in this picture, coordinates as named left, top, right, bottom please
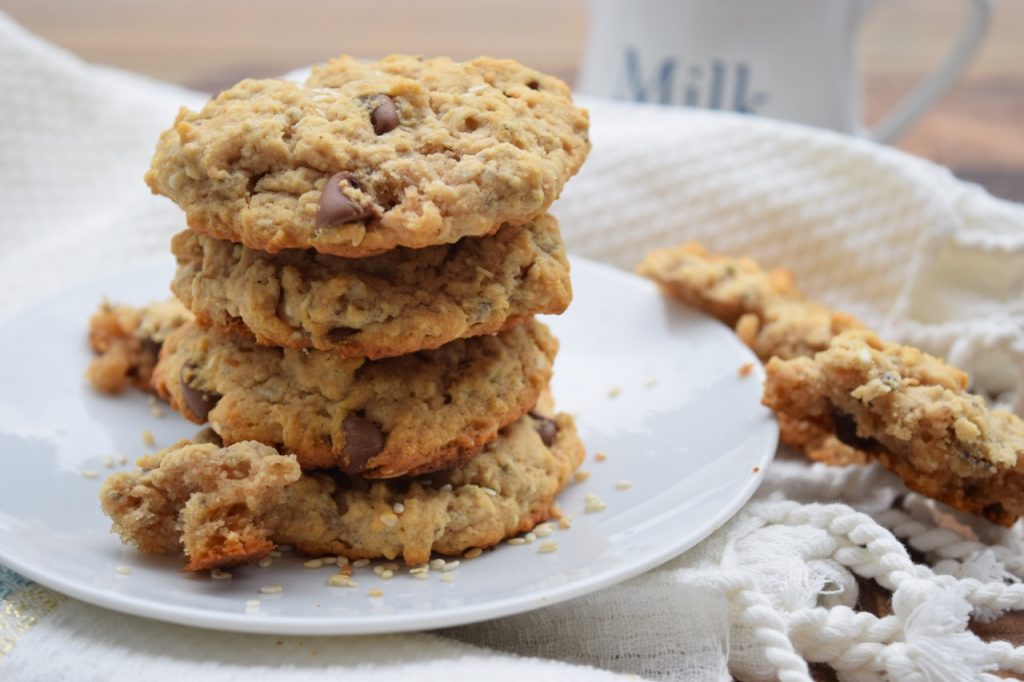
left=171, top=215, right=570, bottom=358
left=87, top=299, right=193, bottom=394
left=146, top=55, right=590, bottom=257
left=764, top=330, right=1024, bottom=525
left=100, top=409, right=584, bottom=568
left=637, top=242, right=862, bottom=362
left=152, top=321, right=557, bottom=477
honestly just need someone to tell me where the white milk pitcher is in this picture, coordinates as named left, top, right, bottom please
left=577, top=0, right=991, bottom=142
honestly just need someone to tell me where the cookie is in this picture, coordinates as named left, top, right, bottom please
left=170, top=215, right=570, bottom=358
left=87, top=299, right=193, bottom=394
left=100, top=409, right=584, bottom=568
left=145, top=55, right=590, bottom=257
left=764, top=330, right=1024, bottom=525
left=637, top=242, right=862, bottom=361
left=152, top=320, right=557, bottom=477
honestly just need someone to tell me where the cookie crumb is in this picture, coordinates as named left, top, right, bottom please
left=441, top=572, right=455, bottom=583
left=116, top=565, right=132, bottom=575
left=141, top=430, right=156, bottom=446
left=574, top=470, right=591, bottom=483
left=259, top=585, right=283, bottom=594
left=607, top=386, right=621, bottom=398
left=752, top=466, right=761, bottom=473
left=303, top=559, right=324, bottom=569
left=211, top=569, right=232, bottom=580
left=538, top=542, right=558, bottom=554
left=258, top=558, right=272, bottom=568
left=738, top=363, right=754, bottom=377
left=103, top=455, right=115, bottom=469
left=81, top=470, right=99, bottom=479
left=595, top=452, right=608, bottom=462
left=615, top=480, right=633, bottom=490
left=368, top=588, right=384, bottom=598
left=464, top=548, right=483, bottom=559
left=559, top=516, right=572, bottom=529
left=584, top=493, right=607, bottom=513
left=327, top=574, right=357, bottom=588
left=117, top=453, right=127, bottom=466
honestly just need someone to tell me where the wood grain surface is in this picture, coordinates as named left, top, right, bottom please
left=4, top=0, right=1023, bottom=677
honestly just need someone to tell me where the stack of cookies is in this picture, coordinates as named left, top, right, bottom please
left=97, top=55, right=591, bottom=569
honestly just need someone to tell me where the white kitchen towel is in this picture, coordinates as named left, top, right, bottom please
left=3, top=12, right=1024, bottom=681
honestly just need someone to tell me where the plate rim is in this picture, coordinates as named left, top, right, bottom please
left=0, top=254, right=778, bottom=635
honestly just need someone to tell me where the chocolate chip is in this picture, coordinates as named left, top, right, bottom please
left=179, top=362, right=221, bottom=422
left=327, top=326, right=359, bottom=343
left=315, top=172, right=373, bottom=228
left=369, top=94, right=399, bottom=135
left=529, top=411, right=558, bottom=446
left=341, top=414, right=385, bottom=471
left=526, top=79, right=540, bottom=90
left=830, top=405, right=879, bottom=451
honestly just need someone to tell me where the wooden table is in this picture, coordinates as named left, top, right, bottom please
left=5, top=0, right=1023, bottom=676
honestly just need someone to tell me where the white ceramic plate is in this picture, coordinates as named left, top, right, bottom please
left=0, top=255, right=776, bottom=635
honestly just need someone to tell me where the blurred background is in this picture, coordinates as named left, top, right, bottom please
left=5, top=0, right=1020, bottom=200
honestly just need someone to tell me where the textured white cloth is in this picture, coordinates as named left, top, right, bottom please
left=3, top=12, right=1024, bottom=681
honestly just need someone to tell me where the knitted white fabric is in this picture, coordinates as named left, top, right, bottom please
left=2, top=12, right=1024, bottom=681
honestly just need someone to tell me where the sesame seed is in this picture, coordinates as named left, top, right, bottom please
left=615, top=480, right=633, bottom=490
left=372, top=565, right=384, bottom=576
left=337, top=556, right=349, bottom=566
left=327, top=574, right=357, bottom=588
left=524, top=532, right=537, bottom=543
left=303, top=559, right=324, bottom=569
left=141, top=430, right=155, bottom=446
left=467, top=83, right=488, bottom=93
left=103, top=455, right=114, bottom=468
left=534, top=524, right=554, bottom=538
left=116, top=565, right=132, bottom=575
left=380, top=569, right=395, bottom=580
left=538, top=542, right=558, bottom=554
left=559, top=517, right=572, bottom=529
left=607, top=386, right=621, bottom=398
left=379, top=512, right=399, bottom=527
left=245, top=599, right=261, bottom=608
left=117, top=454, right=127, bottom=466
left=441, top=572, right=455, bottom=583
left=409, top=566, right=429, bottom=575
left=353, top=559, right=370, bottom=568
left=81, top=470, right=98, bottom=479
left=429, top=558, right=446, bottom=570
left=269, top=551, right=282, bottom=558
left=584, top=493, right=607, bottom=513
left=442, top=561, right=460, bottom=572
left=150, top=406, right=165, bottom=418
left=277, top=545, right=293, bottom=552
left=211, top=569, right=232, bottom=580
left=259, top=585, right=283, bottom=594
left=464, top=548, right=483, bottom=559
left=481, top=487, right=498, bottom=497
left=412, top=572, right=429, bottom=580
left=595, top=453, right=608, bottom=462
left=738, top=363, right=754, bottom=377
left=507, top=538, right=526, bottom=545
left=368, top=588, right=384, bottom=598
left=322, top=557, right=337, bottom=565
left=440, top=483, right=453, bottom=492
left=258, top=558, right=272, bottom=568
left=574, top=470, right=591, bottom=483
left=392, top=502, right=405, bottom=514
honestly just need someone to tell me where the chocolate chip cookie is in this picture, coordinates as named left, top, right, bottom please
left=145, top=54, right=590, bottom=257
left=764, top=330, right=1024, bottom=525
left=171, top=214, right=570, bottom=358
left=100, top=408, right=584, bottom=568
left=87, top=299, right=193, bottom=394
left=152, top=320, right=557, bottom=478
